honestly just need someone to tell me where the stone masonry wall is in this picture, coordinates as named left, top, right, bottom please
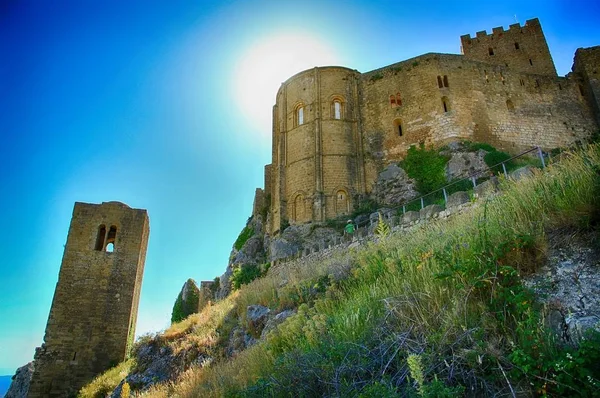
left=573, top=46, right=600, bottom=125
left=28, top=202, right=149, bottom=398
left=264, top=19, right=599, bottom=234
left=460, top=18, right=557, bottom=76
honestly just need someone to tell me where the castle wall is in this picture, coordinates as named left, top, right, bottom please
left=573, top=46, right=600, bottom=125
left=28, top=202, right=149, bottom=398
left=461, top=18, right=557, bottom=76
left=358, top=53, right=596, bottom=192
left=264, top=19, right=599, bottom=233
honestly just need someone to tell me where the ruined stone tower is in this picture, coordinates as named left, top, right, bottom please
left=28, top=201, right=149, bottom=397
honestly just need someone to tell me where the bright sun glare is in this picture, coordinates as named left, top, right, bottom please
left=233, top=32, right=340, bottom=135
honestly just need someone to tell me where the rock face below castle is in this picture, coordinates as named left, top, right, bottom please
left=260, top=18, right=600, bottom=234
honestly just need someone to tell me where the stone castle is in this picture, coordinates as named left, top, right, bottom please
left=256, top=18, right=600, bottom=235
left=28, top=202, right=149, bottom=397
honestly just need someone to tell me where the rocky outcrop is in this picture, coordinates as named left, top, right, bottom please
left=246, top=305, right=271, bottom=337
left=525, top=231, right=600, bottom=344
left=218, top=215, right=267, bottom=298
left=445, top=150, right=488, bottom=180
left=268, top=224, right=342, bottom=262
left=5, top=362, right=34, bottom=398
left=171, top=279, right=200, bottom=323
left=372, top=164, right=419, bottom=206
left=261, top=310, right=295, bottom=339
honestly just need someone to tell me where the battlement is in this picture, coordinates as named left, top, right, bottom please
left=461, top=18, right=541, bottom=42
left=460, top=18, right=556, bottom=77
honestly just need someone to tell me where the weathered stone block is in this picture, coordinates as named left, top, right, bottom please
left=420, top=204, right=444, bottom=219
left=402, top=211, right=420, bottom=224
left=446, top=191, right=470, bottom=208
left=474, top=177, right=499, bottom=198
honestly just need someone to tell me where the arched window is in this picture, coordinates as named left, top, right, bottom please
left=294, top=103, right=305, bottom=126
left=105, top=226, right=117, bottom=252
left=441, top=96, right=450, bottom=113
left=390, top=95, right=396, bottom=107
left=396, top=92, right=402, bottom=106
left=437, top=76, right=443, bottom=88
left=393, top=118, right=403, bottom=136
left=335, top=190, right=349, bottom=215
left=331, top=97, right=345, bottom=119
left=94, top=225, right=106, bottom=251
left=333, top=101, right=342, bottom=119
left=506, top=99, right=515, bottom=111
left=443, top=75, right=449, bottom=88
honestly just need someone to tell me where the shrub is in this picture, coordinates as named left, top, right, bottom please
left=231, top=263, right=263, bottom=290
left=170, top=282, right=199, bottom=324
left=234, top=225, right=254, bottom=251
left=400, top=144, right=450, bottom=193
left=484, top=149, right=513, bottom=173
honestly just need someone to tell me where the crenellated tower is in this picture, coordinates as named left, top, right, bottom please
left=460, top=18, right=557, bottom=76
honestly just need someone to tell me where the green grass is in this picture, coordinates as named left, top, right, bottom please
left=83, top=144, right=600, bottom=398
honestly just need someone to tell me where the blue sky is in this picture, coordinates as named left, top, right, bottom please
left=1, top=0, right=598, bottom=375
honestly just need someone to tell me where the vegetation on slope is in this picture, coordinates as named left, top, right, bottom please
left=82, top=144, right=600, bottom=397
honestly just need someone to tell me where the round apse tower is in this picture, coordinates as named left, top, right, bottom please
left=269, top=66, right=366, bottom=232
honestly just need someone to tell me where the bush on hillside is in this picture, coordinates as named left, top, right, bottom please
left=400, top=144, right=450, bottom=193
left=234, top=225, right=254, bottom=251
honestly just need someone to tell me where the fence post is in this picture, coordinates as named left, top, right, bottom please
left=537, top=146, right=546, bottom=168
left=420, top=197, right=424, bottom=209
left=443, top=188, right=448, bottom=204
left=471, top=176, right=477, bottom=188
left=502, top=162, right=508, bottom=177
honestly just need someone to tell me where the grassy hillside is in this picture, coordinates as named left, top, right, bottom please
left=82, top=144, right=600, bottom=397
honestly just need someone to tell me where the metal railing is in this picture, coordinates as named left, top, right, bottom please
left=274, top=146, right=546, bottom=266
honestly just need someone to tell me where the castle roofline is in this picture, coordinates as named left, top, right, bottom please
left=460, top=17, right=540, bottom=40
left=278, top=66, right=358, bottom=91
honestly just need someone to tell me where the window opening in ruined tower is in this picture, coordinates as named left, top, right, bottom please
left=437, top=76, right=443, bottom=88
left=390, top=95, right=396, bottom=107
left=514, top=42, right=520, bottom=50
left=443, top=75, right=449, bottom=87
left=334, top=100, right=342, bottom=119
left=529, top=58, right=533, bottom=66
left=441, top=97, right=450, bottom=112
left=396, top=92, right=402, bottom=106
left=297, top=106, right=304, bottom=126
left=488, top=47, right=494, bottom=55
left=72, top=352, right=77, bottom=361
left=335, top=190, right=349, bottom=215
left=95, top=225, right=106, bottom=251
left=105, top=226, right=117, bottom=252
left=506, top=99, right=515, bottom=111
left=394, top=119, right=403, bottom=136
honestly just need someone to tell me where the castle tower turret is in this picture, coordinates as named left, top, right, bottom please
left=461, top=18, right=557, bottom=76
left=28, top=201, right=149, bottom=397
left=268, top=67, right=365, bottom=233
